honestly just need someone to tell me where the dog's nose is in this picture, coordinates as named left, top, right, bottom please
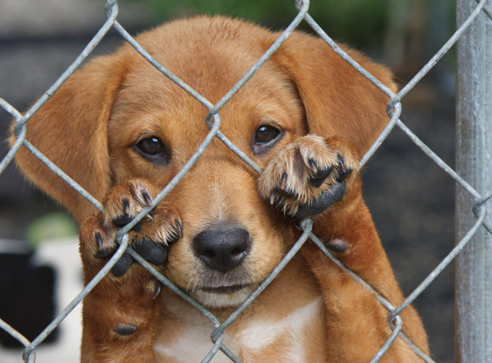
left=193, top=227, right=250, bottom=273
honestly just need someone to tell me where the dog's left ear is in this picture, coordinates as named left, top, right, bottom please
left=272, top=32, right=397, bottom=156
left=10, top=54, right=129, bottom=222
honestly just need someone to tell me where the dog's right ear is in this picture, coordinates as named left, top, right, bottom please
left=271, top=32, right=397, bottom=157
left=10, top=55, right=128, bottom=222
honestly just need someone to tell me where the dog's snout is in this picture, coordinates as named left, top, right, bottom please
left=193, top=227, right=250, bottom=273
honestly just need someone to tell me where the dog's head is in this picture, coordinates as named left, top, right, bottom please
left=11, top=16, right=395, bottom=308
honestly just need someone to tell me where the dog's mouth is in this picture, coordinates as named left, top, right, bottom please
left=200, top=283, right=251, bottom=294
left=193, top=282, right=258, bottom=308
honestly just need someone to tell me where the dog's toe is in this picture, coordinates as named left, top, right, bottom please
left=80, top=215, right=118, bottom=261
left=308, top=164, right=332, bottom=188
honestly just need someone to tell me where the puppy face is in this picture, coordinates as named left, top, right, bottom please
left=13, top=16, right=395, bottom=309
left=107, top=37, right=308, bottom=307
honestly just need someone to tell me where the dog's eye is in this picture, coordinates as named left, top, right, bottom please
left=255, top=126, right=280, bottom=144
left=253, top=125, right=282, bottom=156
left=134, top=136, right=171, bottom=165
left=137, top=137, right=164, bottom=155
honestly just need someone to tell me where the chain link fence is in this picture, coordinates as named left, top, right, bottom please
left=1, top=0, right=491, bottom=362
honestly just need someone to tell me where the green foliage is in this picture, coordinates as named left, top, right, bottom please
left=26, top=212, right=78, bottom=248
left=127, top=0, right=389, bottom=50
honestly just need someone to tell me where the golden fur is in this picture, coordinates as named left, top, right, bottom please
left=11, top=16, right=428, bottom=363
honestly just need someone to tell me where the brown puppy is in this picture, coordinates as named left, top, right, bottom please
left=11, top=16, right=428, bottom=363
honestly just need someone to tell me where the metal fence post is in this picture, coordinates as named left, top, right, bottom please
left=456, top=1, right=492, bottom=362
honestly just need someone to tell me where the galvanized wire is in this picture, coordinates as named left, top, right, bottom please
left=22, top=235, right=132, bottom=363
left=1, top=0, right=491, bottom=362
left=22, top=140, right=104, bottom=212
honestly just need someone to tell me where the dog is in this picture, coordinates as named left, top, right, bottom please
left=11, top=16, right=428, bottom=363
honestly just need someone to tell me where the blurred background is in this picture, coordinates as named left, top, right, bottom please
left=0, top=0, right=457, bottom=361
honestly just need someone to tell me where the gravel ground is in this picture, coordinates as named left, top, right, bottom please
left=0, top=25, right=456, bottom=363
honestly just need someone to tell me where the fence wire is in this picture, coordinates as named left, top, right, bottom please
left=1, top=0, right=491, bottom=362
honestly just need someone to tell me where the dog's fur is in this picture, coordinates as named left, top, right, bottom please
left=11, top=16, right=428, bottom=363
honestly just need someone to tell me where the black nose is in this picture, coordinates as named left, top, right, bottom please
left=193, top=226, right=250, bottom=273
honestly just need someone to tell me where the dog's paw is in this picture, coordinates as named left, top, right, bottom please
left=258, top=135, right=359, bottom=219
left=80, top=179, right=182, bottom=278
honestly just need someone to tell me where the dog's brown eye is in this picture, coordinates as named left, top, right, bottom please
left=134, top=137, right=170, bottom=165
left=137, top=137, right=163, bottom=155
left=255, top=125, right=280, bottom=144
left=253, top=125, right=282, bottom=156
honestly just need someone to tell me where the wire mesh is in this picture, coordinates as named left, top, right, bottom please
left=1, top=0, right=491, bottom=362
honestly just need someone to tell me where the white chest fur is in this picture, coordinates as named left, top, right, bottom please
left=154, top=297, right=323, bottom=363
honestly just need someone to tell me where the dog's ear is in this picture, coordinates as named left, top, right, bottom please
left=10, top=55, right=128, bottom=221
left=272, top=32, right=397, bottom=156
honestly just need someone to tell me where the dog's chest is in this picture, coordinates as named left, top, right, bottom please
left=153, top=297, right=323, bottom=363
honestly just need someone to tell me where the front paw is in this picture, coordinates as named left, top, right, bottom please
left=258, top=135, right=359, bottom=218
left=80, top=179, right=182, bottom=278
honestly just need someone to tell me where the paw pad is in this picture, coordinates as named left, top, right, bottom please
left=324, top=238, right=350, bottom=253
left=113, top=323, right=138, bottom=336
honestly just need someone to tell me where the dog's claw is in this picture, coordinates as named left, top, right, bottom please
left=308, top=157, right=317, bottom=170
left=153, top=282, right=162, bottom=299
left=142, top=191, right=152, bottom=205
left=93, top=230, right=116, bottom=259
left=175, top=219, right=183, bottom=238
left=334, top=154, right=353, bottom=182
left=122, top=199, right=130, bottom=215
left=95, top=232, right=102, bottom=249
left=280, top=172, right=288, bottom=190
left=337, top=154, right=345, bottom=170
